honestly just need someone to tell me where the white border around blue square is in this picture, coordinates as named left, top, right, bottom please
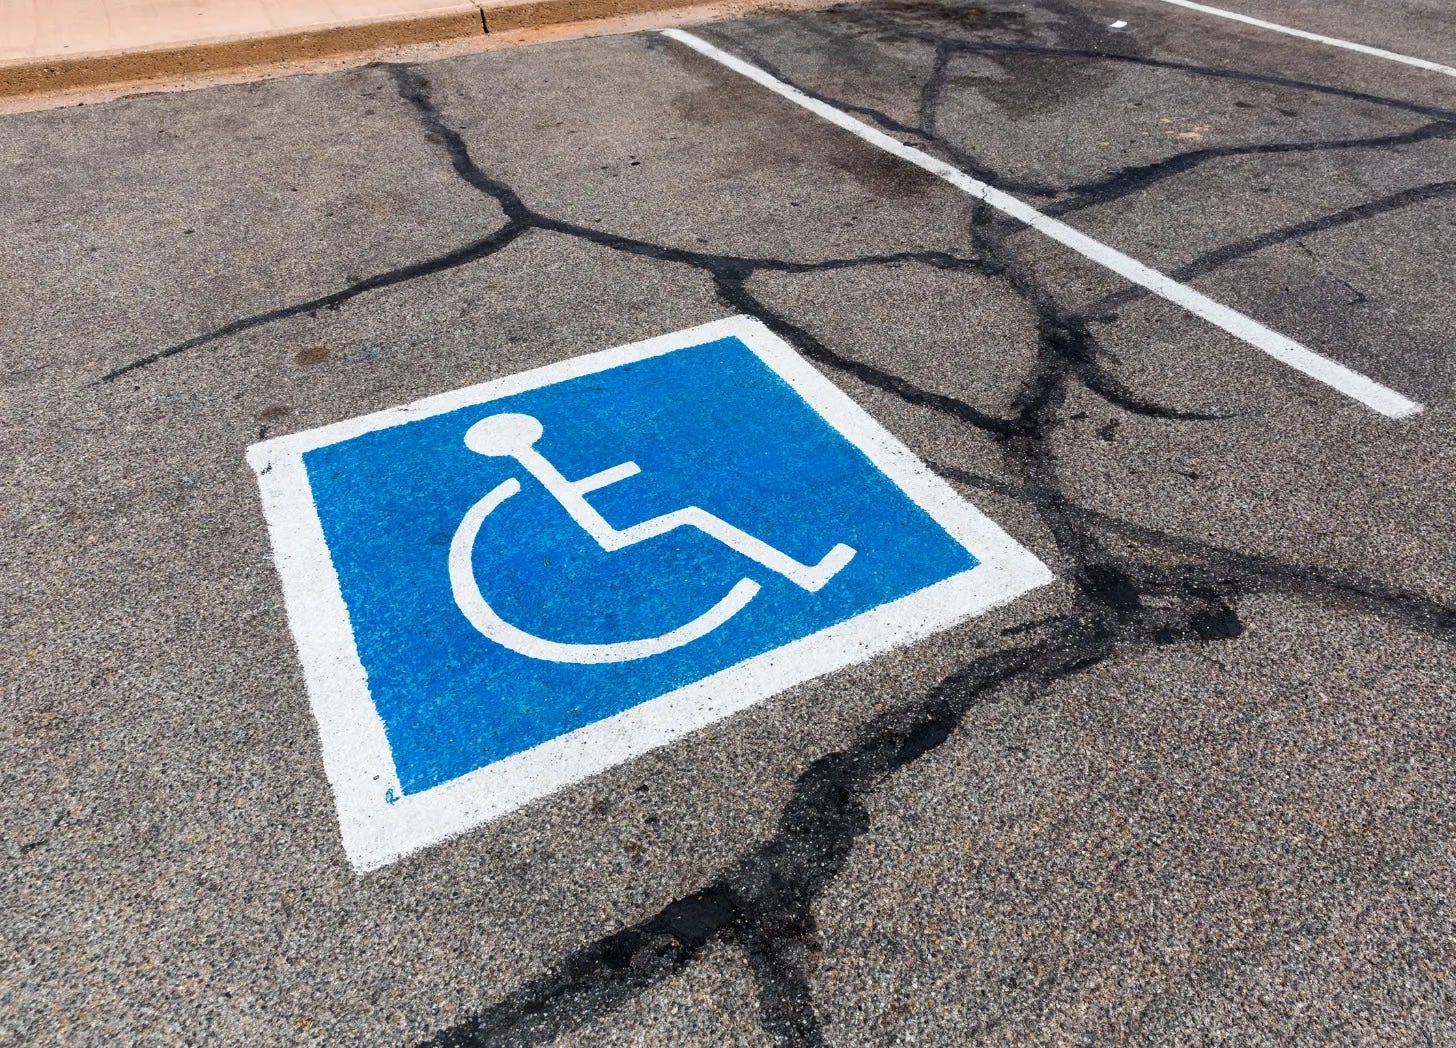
left=247, top=316, right=1054, bottom=872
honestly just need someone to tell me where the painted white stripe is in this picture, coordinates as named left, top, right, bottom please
left=1143, top=0, right=1456, bottom=79
left=660, top=28, right=1424, bottom=420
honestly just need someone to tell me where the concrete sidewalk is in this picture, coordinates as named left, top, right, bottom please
left=0, top=0, right=727, bottom=98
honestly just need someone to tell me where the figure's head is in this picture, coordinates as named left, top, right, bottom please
left=463, top=413, right=543, bottom=458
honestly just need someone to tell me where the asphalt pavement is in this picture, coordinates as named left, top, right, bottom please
left=3, top=0, right=1455, bottom=1044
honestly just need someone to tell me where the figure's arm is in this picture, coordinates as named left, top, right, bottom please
left=571, top=462, right=641, bottom=494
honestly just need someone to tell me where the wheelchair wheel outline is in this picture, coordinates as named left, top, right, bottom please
left=448, top=477, right=762, bottom=664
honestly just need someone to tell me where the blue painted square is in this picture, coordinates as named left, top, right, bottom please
left=303, top=335, right=977, bottom=795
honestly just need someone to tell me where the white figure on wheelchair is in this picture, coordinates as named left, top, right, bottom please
left=449, top=413, right=856, bottom=664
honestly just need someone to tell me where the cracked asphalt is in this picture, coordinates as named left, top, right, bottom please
left=3, top=0, right=1455, bottom=1043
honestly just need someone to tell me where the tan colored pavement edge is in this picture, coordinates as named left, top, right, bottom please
left=0, top=0, right=739, bottom=99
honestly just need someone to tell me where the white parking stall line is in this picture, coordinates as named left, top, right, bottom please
left=660, top=28, right=1425, bottom=421
left=1141, top=0, right=1456, bottom=79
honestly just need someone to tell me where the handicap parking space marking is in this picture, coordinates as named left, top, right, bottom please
left=247, top=316, right=1052, bottom=871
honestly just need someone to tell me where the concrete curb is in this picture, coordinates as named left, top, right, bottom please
left=479, top=0, right=727, bottom=32
left=0, top=0, right=725, bottom=100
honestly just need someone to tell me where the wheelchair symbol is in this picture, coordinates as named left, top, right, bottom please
left=448, top=413, right=856, bottom=664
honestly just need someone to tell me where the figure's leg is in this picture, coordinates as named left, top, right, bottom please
left=614, top=507, right=855, bottom=592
